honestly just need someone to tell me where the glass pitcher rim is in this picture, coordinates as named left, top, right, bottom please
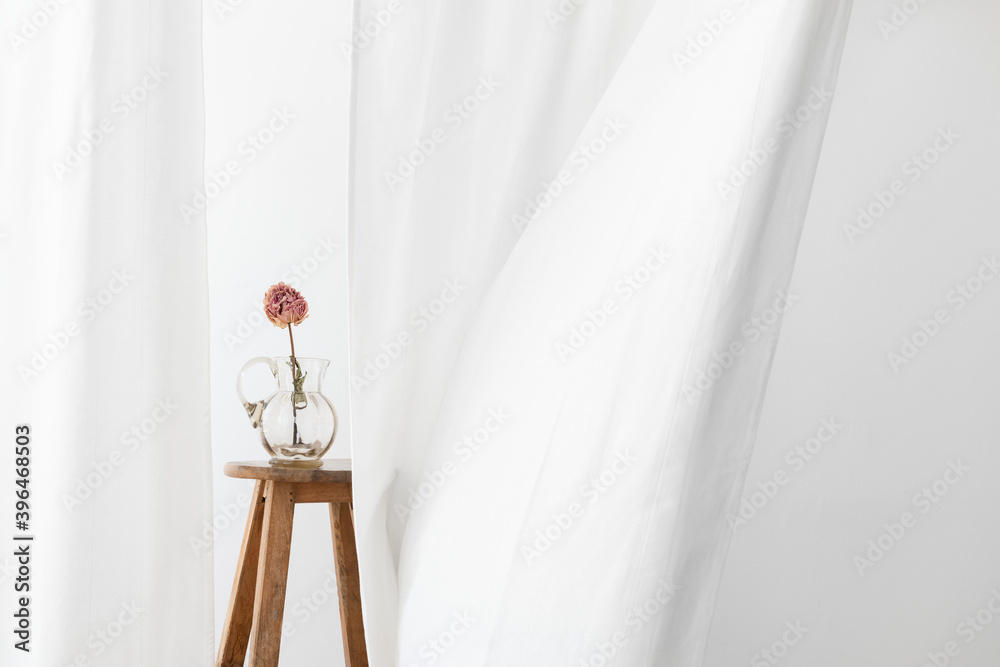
left=273, top=356, right=330, bottom=364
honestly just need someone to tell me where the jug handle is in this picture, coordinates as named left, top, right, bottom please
left=236, top=357, right=278, bottom=429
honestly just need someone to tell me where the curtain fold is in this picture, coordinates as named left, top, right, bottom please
left=0, top=1, right=214, bottom=665
left=349, top=1, right=851, bottom=665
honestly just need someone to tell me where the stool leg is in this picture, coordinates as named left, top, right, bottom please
left=330, top=500, right=368, bottom=667
left=247, top=481, right=295, bottom=667
left=218, top=480, right=267, bottom=667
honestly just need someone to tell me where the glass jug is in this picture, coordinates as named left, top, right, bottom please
left=236, top=356, right=338, bottom=467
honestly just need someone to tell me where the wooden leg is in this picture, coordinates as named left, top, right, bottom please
left=247, top=481, right=295, bottom=667
left=217, top=480, right=267, bottom=667
left=331, top=499, right=368, bottom=667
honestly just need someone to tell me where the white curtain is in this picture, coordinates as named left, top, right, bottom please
left=349, top=1, right=852, bottom=665
left=0, top=1, right=214, bottom=665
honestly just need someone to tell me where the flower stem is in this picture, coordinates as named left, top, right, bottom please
left=289, top=325, right=298, bottom=445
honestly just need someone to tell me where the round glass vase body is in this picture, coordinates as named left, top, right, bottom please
left=236, top=356, right=338, bottom=468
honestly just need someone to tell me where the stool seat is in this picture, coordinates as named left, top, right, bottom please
left=217, top=459, right=367, bottom=667
left=224, top=460, right=352, bottom=484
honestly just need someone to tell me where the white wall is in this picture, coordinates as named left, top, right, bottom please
left=203, top=1, right=353, bottom=664
left=205, top=1, right=1000, bottom=665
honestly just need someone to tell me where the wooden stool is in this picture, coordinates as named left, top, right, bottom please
left=217, top=460, right=368, bottom=667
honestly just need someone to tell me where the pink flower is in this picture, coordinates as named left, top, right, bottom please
left=263, top=282, right=309, bottom=329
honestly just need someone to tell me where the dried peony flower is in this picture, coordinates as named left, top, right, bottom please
left=263, top=282, right=309, bottom=329
left=263, top=282, right=310, bottom=411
